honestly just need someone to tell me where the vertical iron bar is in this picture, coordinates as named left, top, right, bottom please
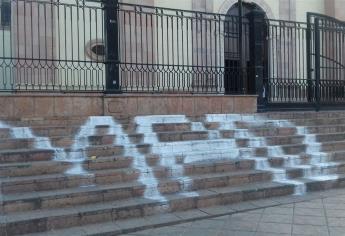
left=238, top=0, right=245, bottom=93
left=104, top=0, right=120, bottom=93
left=314, top=17, right=321, bottom=111
left=306, top=13, right=313, bottom=102
left=248, top=10, right=266, bottom=111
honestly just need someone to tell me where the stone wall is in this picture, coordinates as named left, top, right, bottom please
left=0, top=94, right=257, bottom=120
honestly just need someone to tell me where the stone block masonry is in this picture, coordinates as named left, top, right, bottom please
left=0, top=94, right=258, bottom=120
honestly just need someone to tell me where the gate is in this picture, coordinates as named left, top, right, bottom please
left=265, top=13, right=345, bottom=111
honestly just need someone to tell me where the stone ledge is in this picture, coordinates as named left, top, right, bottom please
left=0, top=94, right=258, bottom=119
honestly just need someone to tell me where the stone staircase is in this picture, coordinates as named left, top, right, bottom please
left=1, top=112, right=345, bottom=235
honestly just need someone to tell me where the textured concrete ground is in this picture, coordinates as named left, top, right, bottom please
left=121, top=189, right=345, bottom=236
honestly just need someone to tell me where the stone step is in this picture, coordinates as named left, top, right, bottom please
left=299, top=173, right=345, bottom=192
left=0, top=135, right=117, bottom=149
left=157, top=131, right=210, bottom=142
left=262, top=111, right=345, bottom=120
left=183, top=159, right=255, bottom=176
left=0, top=138, right=35, bottom=149
left=1, top=169, right=271, bottom=214
left=232, top=117, right=345, bottom=130
left=0, top=156, right=134, bottom=177
left=0, top=167, right=142, bottom=194
left=152, top=123, right=192, bottom=132
left=12, top=174, right=345, bottom=236
left=0, top=152, right=257, bottom=179
left=268, top=154, right=311, bottom=167
left=285, top=161, right=345, bottom=179
left=298, top=124, right=345, bottom=135
left=236, top=135, right=304, bottom=147
left=0, top=128, right=12, bottom=139
left=255, top=140, right=345, bottom=156
left=313, top=132, right=345, bottom=142
left=1, top=181, right=294, bottom=235
left=0, top=144, right=128, bottom=164
left=292, top=117, right=345, bottom=126
left=0, top=149, right=55, bottom=163
left=328, top=150, right=345, bottom=162
left=0, top=155, right=266, bottom=194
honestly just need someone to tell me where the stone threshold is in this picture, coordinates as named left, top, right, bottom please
left=26, top=187, right=345, bottom=236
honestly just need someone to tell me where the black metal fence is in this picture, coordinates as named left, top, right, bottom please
left=0, top=0, right=250, bottom=94
left=266, top=19, right=311, bottom=104
left=311, top=13, right=345, bottom=107
left=0, top=0, right=106, bottom=92
left=265, top=13, right=345, bottom=110
left=0, top=0, right=344, bottom=111
left=117, top=3, right=249, bottom=94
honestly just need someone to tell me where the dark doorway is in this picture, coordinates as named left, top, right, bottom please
left=224, top=2, right=268, bottom=95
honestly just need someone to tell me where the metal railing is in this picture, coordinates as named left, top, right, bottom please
left=0, top=0, right=106, bottom=92
left=117, top=2, right=249, bottom=94
left=0, top=0, right=344, bottom=110
left=0, top=0, right=249, bottom=94
left=266, top=19, right=312, bottom=103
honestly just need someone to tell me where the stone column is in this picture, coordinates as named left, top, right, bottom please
left=325, top=0, right=345, bottom=20
left=279, top=0, right=296, bottom=21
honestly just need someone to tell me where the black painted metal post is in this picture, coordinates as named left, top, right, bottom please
left=306, top=13, right=313, bottom=102
left=248, top=10, right=266, bottom=111
left=104, top=0, right=120, bottom=93
left=314, top=17, right=321, bottom=111
left=238, top=0, right=245, bottom=94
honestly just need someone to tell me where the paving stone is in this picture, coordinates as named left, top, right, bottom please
left=294, top=208, right=325, bottom=217
left=229, top=202, right=258, bottom=212
left=326, top=209, right=345, bottom=217
left=218, top=231, right=255, bottom=236
left=329, top=226, right=345, bottom=236
left=261, top=213, right=293, bottom=223
left=256, top=222, right=292, bottom=234
left=188, top=219, right=225, bottom=229
left=249, top=199, right=280, bottom=208
left=229, top=212, right=262, bottom=222
left=293, top=215, right=327, bottom=226
left=199, top=205, right=235, bottom=216
left=294, top=200, right=324, bottom=209
left=292, top=224, right=329, bottom=236
left=222, top=220, right=258, bottom=231
left=255, top=233, right=291, bottom=236
left=173, top=209, right=209, bottom=220
left=324, top=203, right=345, bottom=210
left=264, top=206, right=294, bottom=215
left=327, top=217, right=345, bottom=227
left=182, top=228, right=221, bottom=236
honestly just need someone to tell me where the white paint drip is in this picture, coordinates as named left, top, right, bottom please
left=65, top=116, right=112, bottom=175
left=0, top=120, right=91, bottom=177
left=293, top=124, right=339, bottom=180
left=71, top=116, right=166, bottom=202
left=1, top=113, right=342, bottom=202
left=135, top=115, right=195, bottom=194
left=0, top=121, right=68, bottom=162
left=0, top=121, right=10, bottom=129
left=205, top=114, right=306, bottom=195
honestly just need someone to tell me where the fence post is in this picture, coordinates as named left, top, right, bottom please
left=247, top=10, right=266, bottom=111
left=314, top=18, right=321, bottom=111
left=306, top=13, right=313, bottom=102
left=104, top=0, right=120, bottom=93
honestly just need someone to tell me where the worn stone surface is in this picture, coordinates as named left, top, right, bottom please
left=122, top=189, right=345, bottom=236
left=0, top=94, right=257, bottom=119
